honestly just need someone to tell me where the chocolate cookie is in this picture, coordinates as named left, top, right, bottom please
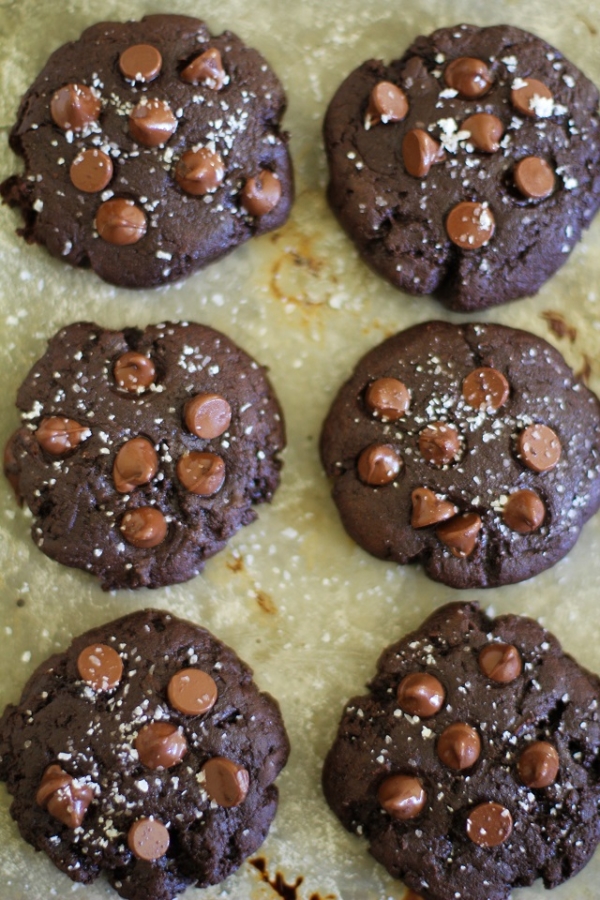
left=0, top=14, right=292, bottom=288
left=323, top=601, right=600, bottom=900
left=324, top=23, right=600, bottom=311
left=320, top=320, right=600, bottom=589
left=4, top=321, right=285, bottom=590
left=0, top=608, right=290, bottom=900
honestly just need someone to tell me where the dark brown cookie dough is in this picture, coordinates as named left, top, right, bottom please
left=5, top=321, right=285, bottom=590
left=323, top=601, right=600, bottom=900
left=320, top=320, right=600, bottom=589
left=324, top=23, right=600, bottom=311
left=0, top=608, right=290, bottom=900
left=0, top=14, right=293, bottom=288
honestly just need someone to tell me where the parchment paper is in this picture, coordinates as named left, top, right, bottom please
left=1, top=1, right=600, bottom=898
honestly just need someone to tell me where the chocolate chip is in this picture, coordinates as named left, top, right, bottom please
left=129, top=99, right=178, bottom=148
left=35, top=417, right=90, bottom=456
left=113, top=437, right=159, bottom=493
left=95, top=198, right=147, bottom=246
left=357, top=443, right=402, bottom=486
left=446, top=201, right=495, bottom=249
left=436, top=513, right=482, bottom=558
left=167, top=668, right=218, bottom=715
left=466, top=802, right=513, bottom=847
left=241, top=170, right=282, bottom=216
left=36, top=764, right=93, bottom=829
left=462, top=113, right=503, bottom=153
left=517, top=741, right=559, bottom=788
left=70, top=149, right=113, bottom=193
left=119, top=44, right=162, bottom=83
left=181, top=48, right=227, bottom=89
left=176, top=452, right=225, bottom=496
left=50, top=83, right=101, bottom=131
left=514, top=156, right=555, bottom=200
left=437, top=723, right=481, bottom=770
left=202, top=757, right=250, bottom=807
left=462, top=367, right=510, bottom=410
left=120, top=507, right=167, bottom=548
left=511, top=78, right=554, bottom=118
left=77, top=643, right=123, bottom=691
left=478, top=642, right=522, bottom=683
left=516, top=424, right=561, bottom=473
left=444, top=57, right=493, bottom=99
left=397, top=672, right=445, bottom=717
left=366, top=81, right=408, bottom=128
left=134, top=722, right=188, bottom=770
left=411, top=487, right=458, bottom=528
left=377, top=774, right=426, bottom=820
left=419, top=422, right=461, bottom=467
left=113, top=351, right=156, bottom=392
left=402, top=129, right=445, bottom=178
left=503, top=489, right=546, bottom=534
left=184, top=393, right=231, bottom=439
left=364, top=377, right=410, bottom=420
left=175, top=147, right=225, bottom=195
left=127, top=817, right=170, bottom=860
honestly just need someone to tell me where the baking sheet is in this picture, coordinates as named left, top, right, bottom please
left=1, top=1, right=600, bottom=898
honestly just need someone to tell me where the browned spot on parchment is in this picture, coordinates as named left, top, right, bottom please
left=250, top=858, right=304, bottom=900
left=269, top=224, right=332, bottom=308
left=226, top=554, right=244, bottom=573
left=578, top=15, right=598, bottom=35
left=577, top=353, right=593, bottom=384
left=541, top=310, right=577, bottom=343
left=256, top=590, right=277, bottom=615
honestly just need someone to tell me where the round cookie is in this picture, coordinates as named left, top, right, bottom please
left=4, top=321, right=285, bottom=590
left=323, top=601, right=600, bottom=900
left=320, top=320, right=600, bottom=589
left=0, top=14, right=293, bottom=288
left=323, top=23, right=600, bottom=311
left=0, top=608, right=290, bottom=900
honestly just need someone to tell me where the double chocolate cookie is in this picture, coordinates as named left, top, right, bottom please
left=4, top=321, right=285, bottom=590
left=0, top=14, right=293, bottom=287
left=323, top=601, right=600, bottom=900
left=324, top=23, right=600, bottom=310
left=0, top=609, right=290, bottom=900
left=320, top=320, right=600, bottom=589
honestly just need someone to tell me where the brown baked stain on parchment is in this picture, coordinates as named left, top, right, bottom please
left=578, top=353, right=593, bottom=385
left=269, top=224, right=331, bottom=308
left=541, top=310, right=577, bottom=342
left=255, top=589, right=277, bottom=615
left=249, top=857, right=337, bottom=900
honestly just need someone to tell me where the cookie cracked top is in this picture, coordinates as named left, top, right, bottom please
left=324, top=23, right=600, bottom=311
left=320, top=320, right=600, bottom=589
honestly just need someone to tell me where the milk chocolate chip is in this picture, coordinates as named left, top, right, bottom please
left=397, top=672, right=445, bottom=717
left=478, top=642, right=522, bottom=683
left=365, top=377, right=410, bottom=420
left=50, top=84, right=101, bottom=131
left=120, top=507, right=167, bottom=548
left=503, top=489, right=546, bottom=534
left=70, top=149, right=113, bottom=193
left=437, top=723, right=481, bottom=770
left=377, top=774, right=426, bottom=820
left=402, top=129, right=444, bottom=178
left=135, top=722, right=188, bottom=770
left=128, top=817, right=170, bottom=860
left=241, top=170, right=282, bottom=216
left=176, top=452, right=225, bottom=495
left=419, top=422, right=461, bottom=467
left=466, top=802, right=513, bottom=847
left=446, top=201, right=495, bottom=249
left=511, top=78, right=554, bottom=118
left=113, top=437, right=159, bottom=493
left=436, top=513, right=482, bottom=558
left=517, top=424, right=561, bottom=473
left=113, top=351, right=156, bottom=392
left=184, top=393, right=231, bottom=439
left=129, top=99, right=177, bottom=147
left=95, top=199, right=147, bottom=246
left=462, top=367, right=509, bottom=410
left=77, top=643, right=123, bottom=691
left=517, top=741, right=559, bottom=788
left=119, top=44, right=162, bottom=83
left=36, top=765, right=94, bottom=829
left=462, top=113, right=503, bottom=153
left=167, top=668, right=218, bottom=716
left=181, top=48, right=227, bottom=89
left=514, top=157, right=555, bottom=200
left=366, top=81, right=408, bottom=128
left=202, top=757, right=249, bottom=807
left=36, top=417, right=90, bottom=455
left=411, top=488, right=458, bottom=528
left=175, top=147, right=225, bottom=195
left=444, top=57, right=493, bottom=99
left=357, top=444, right=402, bottom=486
